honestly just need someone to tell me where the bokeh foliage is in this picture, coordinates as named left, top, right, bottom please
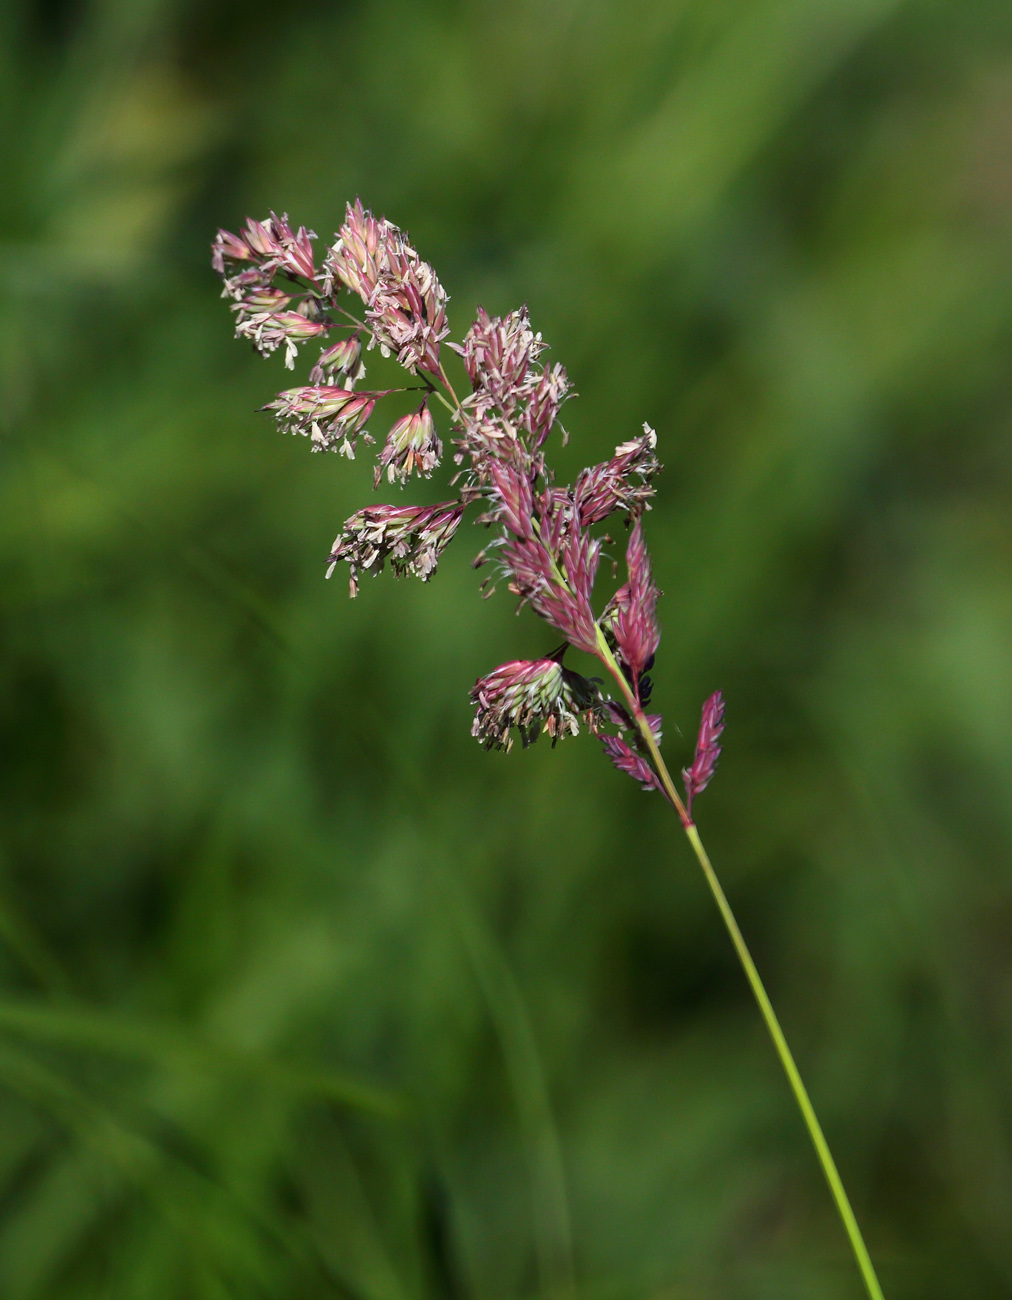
left=2, top=0, right=1012, bottom=1295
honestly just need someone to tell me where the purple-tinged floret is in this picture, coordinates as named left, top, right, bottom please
left=326, top=501, right=465, bottom=596
left=682, top=691, right=725, bottom=819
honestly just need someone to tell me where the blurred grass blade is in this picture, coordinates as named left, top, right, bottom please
left=0, top=997, right=402, bottom=1117
left=448, top=882, right=574, bottom=1300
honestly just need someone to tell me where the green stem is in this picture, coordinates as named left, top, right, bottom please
left=593, top=631, right=884, bottom=1300
left=430, top=388, right=458, bottom=418
left=437, top=362, right=463, bottom=413
left=681, top=822, right=885, bottom=1300
left=336, top=305, right=370, bottom=332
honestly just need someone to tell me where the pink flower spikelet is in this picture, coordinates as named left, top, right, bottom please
left=683, top=691, right=726, bottom=819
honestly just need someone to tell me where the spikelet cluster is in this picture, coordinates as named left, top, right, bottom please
left=213, top=201, right=722, bottom=807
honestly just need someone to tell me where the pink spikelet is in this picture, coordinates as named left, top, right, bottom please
left=612, top=519, right=660, bottom=700
left=324, top=200, right=449, bottom=377
left=575, top=425, right=659, bottom=526
left=682, top=691, right=725, bottom=820
left=326, top=501, right=465, bottom=596
left=601, top=735, right=663, bottom=794
left=470, top=657, right=603, bottom=752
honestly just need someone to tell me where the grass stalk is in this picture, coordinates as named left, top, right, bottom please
left=592, top=633, right=885, bottom=1299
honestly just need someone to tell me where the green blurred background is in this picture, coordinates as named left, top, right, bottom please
left=2, top=0, right=1012, bottom=1295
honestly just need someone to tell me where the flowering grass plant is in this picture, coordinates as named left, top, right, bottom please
left=214, top=203, right=886, bottom=1300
